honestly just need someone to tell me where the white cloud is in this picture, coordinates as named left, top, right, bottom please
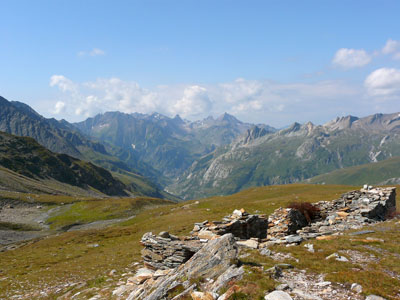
left=382, top=39, right=400, bottom=60
left=90, top=48, right=105, bottom=56
left=47, top=75, right=366, bottom=126
left=365, top=68, right=400, bottom=96
left=382, top=39, right=400, bottom=54
left=332, top=48, right=371, bottom=69
left=53, top=101, right=66, bottom=114
left=78, top=48, right=106, bottom=57
left=49, top=75, right=77, bottom=92
left=171, top=86, right=212, bottom=118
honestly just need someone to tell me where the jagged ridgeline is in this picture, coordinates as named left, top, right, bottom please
left=0, top=96, right=174, bottom=199
left=170, top=113, right=400, bottom=199
left=74, top=111, right=276, bottom=180
left=2, top=94, right=400, bottom=200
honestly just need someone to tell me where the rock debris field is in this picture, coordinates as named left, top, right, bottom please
left=102, top=186, right=398, bottom=300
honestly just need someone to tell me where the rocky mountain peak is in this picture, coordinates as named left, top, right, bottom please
left=241, top=126, right=268, bottom=144
left=324, top=115, right=359, bottom=131
left=216, top=112, right=241, bottom=124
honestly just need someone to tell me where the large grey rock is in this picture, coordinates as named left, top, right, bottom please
left=210, top=265, right=244, bottom=293
left=141, top=234, right=238, bottom=300
left=192, top=210, right=268, bottom=239
left=183, top=233, right=238, bottom=279
left=265, top=290, right=293, bottom=300
left=140, top=232, right=202, bottom=269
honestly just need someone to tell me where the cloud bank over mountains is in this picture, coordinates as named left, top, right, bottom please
left=47, top=75, right=370, bottom=127
left=46, top=39, right=400, bottom=127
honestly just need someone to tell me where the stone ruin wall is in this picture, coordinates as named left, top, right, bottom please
left=141, top=186, right=396, bottom=270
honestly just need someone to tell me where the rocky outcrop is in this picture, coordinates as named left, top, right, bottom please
left=182, top=234, right=238, bottom=279
left=119, top=186, right=396, bottom=299
left=268, top=208, right=308, bottom=239
left=127, top=234, right=240, bottom=300
left=191, top=209, right=268, bottom=240
left=267, top=186, right=396, bottom=243
left=141, top=232, right=202, bottom=270
left=140, top=209, right=267, bottom=271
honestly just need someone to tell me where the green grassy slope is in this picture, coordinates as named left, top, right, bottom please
left=0, top=131, right=127, bottom=196
left=307, top=156, right=400, bottom=185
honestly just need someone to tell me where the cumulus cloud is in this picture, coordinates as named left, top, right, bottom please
left=365, top=68, right=400, bottom=96
left=332, top=48, right=371, bottom=68
left=171, top=86, right=212, bottom=118
left=78, top=48, right=106, bottom=57
left=382, top=39, right=400, bottom=60
left=50, top=75, right=77, bottom=92
left=53, top=101, right=66, bottom=114
left=48, top=75, right=365, bottom=126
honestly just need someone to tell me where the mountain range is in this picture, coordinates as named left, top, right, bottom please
left=168, top=113, right=400, bottom=199
left=1, top=95, right=400, bottom=200
left=0, top=96, right=172, bottom=199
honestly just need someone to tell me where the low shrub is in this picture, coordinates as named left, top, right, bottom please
left=287, top=202, right=320, bottom=223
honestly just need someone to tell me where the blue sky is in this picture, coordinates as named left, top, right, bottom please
left=1, top=0, right=400, bottom=126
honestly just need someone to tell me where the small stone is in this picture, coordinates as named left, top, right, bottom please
left=193, top=225, right=201, bottom=232
left=316, top=235, right=337, bottom=241
left=158, top=231, right=170, bottom=238
left=259, top=248, right=272, bottom=256
left=129, top=268, right=154, bottom=284
left=198, top=229, right=217, bottom=240
left=236, top=239, right=259, bottom=249
left=366, top=295, right=387, bottom=300
left=351, top=283, right=363, bottom=293
left=109, top=269, right=117, bottom=276
left=232, top=209, right=243, bottom=218
left=325, top=253, right=349, bottom=262
left=285, top=235, right=303, bottom=244
left=303, top=243, right=314, bottom=253
left=190, top=291, right=216, bottom=300
left=153, top=269, right=170, bottom=278
left=316, top=281, right=331, bottom=287
left=275, top=283, right=290, bottom=291
left=264, top=290, right=293, bottom=300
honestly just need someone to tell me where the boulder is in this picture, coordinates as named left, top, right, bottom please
left=183, top=233, right=238, bottom=279
left=141, top=232, right=202, bottom=269
left=192, top=209, right=268, bottom=239
left=264, top=290, right=293, bottom=300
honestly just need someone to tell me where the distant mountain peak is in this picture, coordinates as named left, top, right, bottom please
left=216, top=112, right=241, bottom=124
left=241, top=126, right=268, bottom=144
left=173, top=114, right=184, bottom=123
left=325, top=115, right=359, bottom=130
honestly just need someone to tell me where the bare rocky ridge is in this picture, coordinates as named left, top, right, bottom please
left=111, top=186, right=396, bottom=299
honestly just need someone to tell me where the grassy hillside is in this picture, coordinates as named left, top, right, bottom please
left=307, top=156, right=400, bottom=185
left=1, top=184, right=399, bottom=299
left=0, top=131, right=128, bottom=196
